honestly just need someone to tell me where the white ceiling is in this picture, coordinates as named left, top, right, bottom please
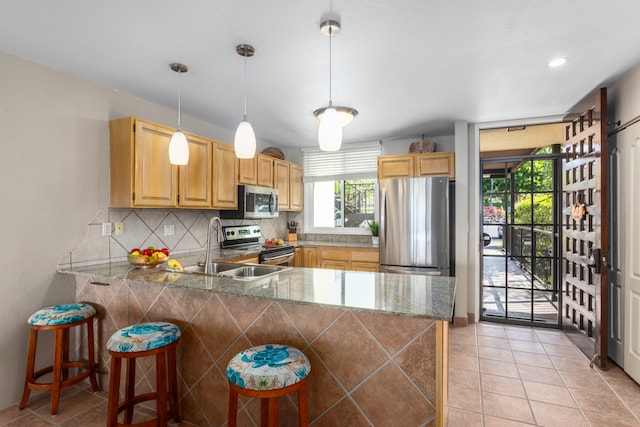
left=2, top=1, right=640, bottom=149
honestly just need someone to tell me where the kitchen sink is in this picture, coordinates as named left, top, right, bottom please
left=182, top=262, right=242, bottom=275
left=218, top=265, right=288, bottom=280
left=180, top=262, right=289, bottom=280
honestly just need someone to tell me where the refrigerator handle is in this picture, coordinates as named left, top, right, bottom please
left=380, top=188, right=387, bottom=246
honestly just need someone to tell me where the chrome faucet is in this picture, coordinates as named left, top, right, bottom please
left=204, top=216, right=223, bottom=274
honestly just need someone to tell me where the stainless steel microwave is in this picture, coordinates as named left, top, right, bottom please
left=220, top=185, right=279, bottom=219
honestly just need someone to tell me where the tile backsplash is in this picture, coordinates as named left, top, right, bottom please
left=58, top=208, right=304, bottom=269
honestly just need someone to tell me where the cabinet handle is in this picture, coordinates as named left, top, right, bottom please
left=90, top=281, right=110, bottom=286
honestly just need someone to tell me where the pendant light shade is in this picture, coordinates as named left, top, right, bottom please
left=169, top=63, right=189, bottom=165
left=234, top=120, right=256, bottom=159
left=316, top=19, right=357, bottom=152
left=169, top=131, right=189, bottom=165
left=318, top=106, right=342, bottom=151
left=234, top=44, right=256, bottom=159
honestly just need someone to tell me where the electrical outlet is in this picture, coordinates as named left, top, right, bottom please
left=114, top=222, right=124, bottom=235
left=102, top=222, right=112, bottom=236
left=164, top=224, right=175, bottom=236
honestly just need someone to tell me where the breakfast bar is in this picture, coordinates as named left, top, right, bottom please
left=60, top=259, right=455, bottom=426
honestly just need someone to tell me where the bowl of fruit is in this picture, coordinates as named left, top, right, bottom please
left=127, top=246, right=170, bottom=268
left=264, top=238, right=285, bottom=247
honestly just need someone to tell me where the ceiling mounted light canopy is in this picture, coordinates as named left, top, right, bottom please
left=548, top=57, right=568, bottom=68
left=315, top=19, right=357, bottom=152
left=234, top=44, right=256, bottom=159
left=168, top=62, right=189, bottom=165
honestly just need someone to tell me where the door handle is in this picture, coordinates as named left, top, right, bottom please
left=588, top=247, right=601, bottom=274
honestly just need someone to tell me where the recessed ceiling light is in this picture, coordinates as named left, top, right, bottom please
left=548, top=57, right=568, bottom=68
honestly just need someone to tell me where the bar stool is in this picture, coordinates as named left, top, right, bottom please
left=106, top=322, right=180, bottom=427
left=226, top=344, right=311, bottom=427
left=19, top=303, right=99, bottom=415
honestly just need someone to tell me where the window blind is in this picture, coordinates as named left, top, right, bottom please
left=302, top=142, right=381, bottom=182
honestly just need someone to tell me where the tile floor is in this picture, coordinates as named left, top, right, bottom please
left=448, top=322, right=640, bottom=427
left=1, top=321, right=639, bottom=426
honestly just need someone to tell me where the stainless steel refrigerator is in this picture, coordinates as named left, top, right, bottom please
left=379, top=176, right=450, bottom=276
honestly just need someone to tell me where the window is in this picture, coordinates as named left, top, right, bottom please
left=303, top=142, right=381, bottom=233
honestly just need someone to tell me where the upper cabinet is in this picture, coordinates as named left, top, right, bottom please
left=109, top=117, right=237, bottom=209
left=289, top=163, right=303, bottom=211
left=378, top=151, right=455, bottom=180
left=110, top=117, right=177, bottom=207
left=273, top=159, right=290, bottom=210
left=238, top=153, right=274, bottom=187
left=211, top=141, right=238, bottom=209
left=272, top=158, right=303, bottom=212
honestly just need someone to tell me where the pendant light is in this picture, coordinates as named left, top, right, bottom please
left=234, top=44, right=256, bottom=159
left=168, top=63, right=189, bottom=165
left=315, top=19, right=358, bottom=152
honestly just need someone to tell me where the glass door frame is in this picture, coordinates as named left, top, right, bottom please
left=479, top=148, right=564, bottom=328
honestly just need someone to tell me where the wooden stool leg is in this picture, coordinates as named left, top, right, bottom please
left=156, top=351, right=168, bottom=426
left=19, top=329, right=38, bottom=409
left=50, top=328, right=64, bottom=415
left=260, top=399, right=269, bottom=427
left=86, top=318, right=99, bottom=392
left=167, top=345, right=180, bottom=423
left=298, top=381, right=309, bottom=427
left=62, top=328, right=70, bottom=381
left=107, top=355, right=122, bottom=427
left=268, top=397, right=279, bottom=427
left=124, top=357, right=136, bottom=424
left=228, top=386, right=239, bottom=427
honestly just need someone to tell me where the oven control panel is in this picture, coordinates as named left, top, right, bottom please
left=222, top=225, right=261, bottom=242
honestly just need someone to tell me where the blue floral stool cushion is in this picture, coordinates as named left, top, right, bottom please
left=28, top=303, right=96, bottom=326
left=107, top=322, right=181, bottom=353
left=227, top=344, right=311, bottom=391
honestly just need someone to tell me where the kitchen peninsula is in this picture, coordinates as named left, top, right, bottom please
left=61, top=258, right=455, bottom=426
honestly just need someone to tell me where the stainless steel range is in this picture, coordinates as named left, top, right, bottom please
left=221, top=224, right=295, bottom=266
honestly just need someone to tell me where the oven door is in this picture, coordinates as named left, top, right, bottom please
left=260, top=252, right=295, bottom=266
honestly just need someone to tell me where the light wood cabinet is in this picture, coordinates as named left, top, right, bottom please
left=314, top=247, right=378, bottom=271
left=110, top=117, right=178, bottom=207
left=274, top=159, right=290, bottom=210
left=110, top=117, right=236, bottom=209
left=179, top=134, right=212, bottom=207
left=238, top=156, right=258, bottom=185
left=378, top=151, right=455, bottom=180
left=212, top=142, right=238, bottom=209
left=225, top=254, right=259, bottom=264
left=289, top=163, right=303, bottom=211
left=302, top=247, right=318, bottom=268
left=257, top=154, right=274, bottom=187
left=238, top=153, right=274, bottom=187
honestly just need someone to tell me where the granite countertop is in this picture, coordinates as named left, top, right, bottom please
left=292, top=240, right=378, bottom=249
left=60, top=256, right=455, bottom=321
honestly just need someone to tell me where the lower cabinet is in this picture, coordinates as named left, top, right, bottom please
left=299, top=246, right=379, bottom=271
left=225, top=254, right=259, bottom=264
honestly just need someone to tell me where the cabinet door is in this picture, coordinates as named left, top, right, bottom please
left=302, top=247, right=317, bottom=268
left=377, top=155, right=414, bottom=180
left=351, top=262, right=380, bottom=272
left=179, top=134, right=212, bottom=207
left=238, top=156, right=258, bottom=185
left=289, top=163, right=304, bottom=211
left=212, top=142, right=238, bottom=209
left=134, top=120, right=178, bottom=207
left=257, top=154, right=274, bottom=187
left=415, top=152, right=455, bottom=179
left=273, top=159, right=290, bottom=210
left=226, top=254, right=259, bottom=264
left=320, top=260, right=349, bottom=270
left=351, top=249, right=379, bottom=264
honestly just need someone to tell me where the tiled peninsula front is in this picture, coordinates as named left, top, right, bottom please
left=63, top=264, right=455, bottom=426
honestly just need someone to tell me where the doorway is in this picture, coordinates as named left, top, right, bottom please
left=479, top=124, right=564, bottom=327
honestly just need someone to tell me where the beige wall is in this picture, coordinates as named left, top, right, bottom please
left=0, top=51, right=256, bottom=409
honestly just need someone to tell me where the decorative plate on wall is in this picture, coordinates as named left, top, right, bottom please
left=261, top=147, right=285, bottom=160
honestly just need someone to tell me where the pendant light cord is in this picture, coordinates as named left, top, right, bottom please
left=243, top=54, right=248, bottom=120
left=177, top=86, right=182, bottom=130
left=328, top=26, right=333, bottom=107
